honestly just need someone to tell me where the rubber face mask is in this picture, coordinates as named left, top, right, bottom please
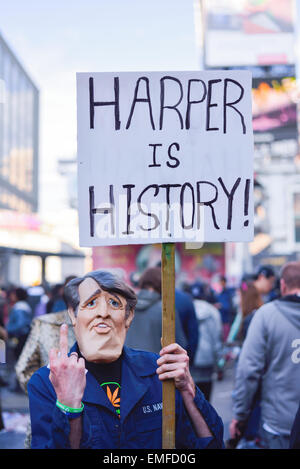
left=69, top=277, right=133, bottom=363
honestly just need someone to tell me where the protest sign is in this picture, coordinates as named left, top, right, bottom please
left=77, top=70, right=254, bottom=247
left=76, top=70, right=253, bottom=449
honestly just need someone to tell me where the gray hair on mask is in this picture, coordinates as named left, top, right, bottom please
left=64, top=270, right=137, bottom=318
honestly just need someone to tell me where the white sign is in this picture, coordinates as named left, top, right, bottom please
left=76, top=71, right=253, bottom=247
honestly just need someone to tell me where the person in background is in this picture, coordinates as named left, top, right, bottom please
left=27, top=285, right=45, bottom=317
left=290, top=401, right=300, bottom=449
left=230, top=261, right=300, bottom=449
left=252, top=265, right=276, bottom=304
left=46, top=283, right=66, bottom=314
left=216, top=276, right=236, bottom=342
left=189, top=282, right=222, bottom=402
left=228, top=265, right=275, bottom=346
left=0, top=400, right=3, bottom=430
left=0, top=323, right=7, bottom=353
left=0, top=298, right=7, bottom=350
left=0, top=324, right=7, bottom=428
left=34, top=286, right=51, bottom=317
left=15, top=276, right=76, bottom=447
left=0, top=287, right=10, bottom=327
left=152, top=263, right=198, bottom=362
left=125, top=267, right=187, bottom=354
left=226, top=271, right=274, bottom=447
left=16, top=276, right=77, bottom=391
left=16, top=310, right=76, bottom=395
left=238, top=281, right=264, bottom=342
left=175, top=288, right=198, bottom=364
left=5, top=287, right=32, bottom=392
left=228, top=281, right=264, bottom=447
left=0, top=288, right=7, bottom=327
left=266, top=276, right=281, bottom=302
left=0, top=325, right=7, bottom=343
left=0, top=397, right=3, bottom=431
left=241, top=265, right=275, bottom=339
left=190, top=281, right=217, bottom=305
left=6, top=287, right=32, bottom=359
left=0, top=291, right=8, bottom=388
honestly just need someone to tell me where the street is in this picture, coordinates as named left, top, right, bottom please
left=0, top=386, right=29, bottom=449
left=211, top=365, right=234, bottom=443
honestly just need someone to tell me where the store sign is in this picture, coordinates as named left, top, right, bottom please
left=254, top=137, right=298, bottom=161
left=252, top=76, right=298, bottom=163
left=0, top=211, right=41, bottom=230
left=203, top=0, right=295, bottom=67
left=77, top=70, right=254, bottom=247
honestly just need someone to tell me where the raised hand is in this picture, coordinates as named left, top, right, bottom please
left=156, top=343, right=195, bottom=397
left=49, top=324, right=86, bottom=408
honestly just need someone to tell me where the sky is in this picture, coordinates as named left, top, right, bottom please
left=0, top=0, right=200, bottom=215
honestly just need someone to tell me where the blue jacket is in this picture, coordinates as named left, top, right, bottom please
left=216, top=288, right=235, bottom=325
left=28, top=344, right=224, bottom=449
left=7, top=301, right=32, bottom=338
left=175, top=290, right=199, bottom=363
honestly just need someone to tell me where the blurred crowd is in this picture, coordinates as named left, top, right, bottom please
left=0, top=262, right=299, bottom=449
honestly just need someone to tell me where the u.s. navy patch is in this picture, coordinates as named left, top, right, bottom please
left=142, top=402, right=163, bottom=414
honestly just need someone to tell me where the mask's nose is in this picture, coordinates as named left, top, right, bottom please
left=96, top=295, right=109, bottom=318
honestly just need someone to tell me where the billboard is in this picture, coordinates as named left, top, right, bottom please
left=92, top=243, right=225, bottom=285
left=252, top=75, right=298, bottom=161
left=203, top=0, right=295, bottom=67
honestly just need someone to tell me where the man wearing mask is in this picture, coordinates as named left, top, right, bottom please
left=28, top=270, right=223, bottom=449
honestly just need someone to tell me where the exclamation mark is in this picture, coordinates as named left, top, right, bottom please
left=244, top=179, right=250, bottom=227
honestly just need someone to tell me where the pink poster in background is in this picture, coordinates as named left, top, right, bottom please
left=92, top=243, right=225, bottom=287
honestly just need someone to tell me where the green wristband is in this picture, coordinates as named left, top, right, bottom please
left=56, top=400, right=84, bottom=414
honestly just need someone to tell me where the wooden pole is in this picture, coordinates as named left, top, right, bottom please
left=161, top=242, right=176, bottom=449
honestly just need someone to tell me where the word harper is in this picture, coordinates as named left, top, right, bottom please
left=89, top=75, right=247, bottom=134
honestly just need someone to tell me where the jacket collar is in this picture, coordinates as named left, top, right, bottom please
left=122, top=346, right=158, bottom=377
left=279, top=294, right=300, bottom=304
left=69, top=343, right=157, bottom=422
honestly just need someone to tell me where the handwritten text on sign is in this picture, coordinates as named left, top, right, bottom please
left=76, top=71, right=253, bottom=246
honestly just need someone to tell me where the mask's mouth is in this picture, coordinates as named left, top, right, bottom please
left=93, top=322, right=111, bottom=333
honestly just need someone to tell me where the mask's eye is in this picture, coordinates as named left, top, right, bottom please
left=87, top=298, right=96, bottom=308
left=108, top=298, right=120, bottom=308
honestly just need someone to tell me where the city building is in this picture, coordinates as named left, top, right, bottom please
left=0, top=32, right=39, bottom=213
left=200, top=0, right=300, bottom=282
left=0, top=32, right=85, bottom=286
